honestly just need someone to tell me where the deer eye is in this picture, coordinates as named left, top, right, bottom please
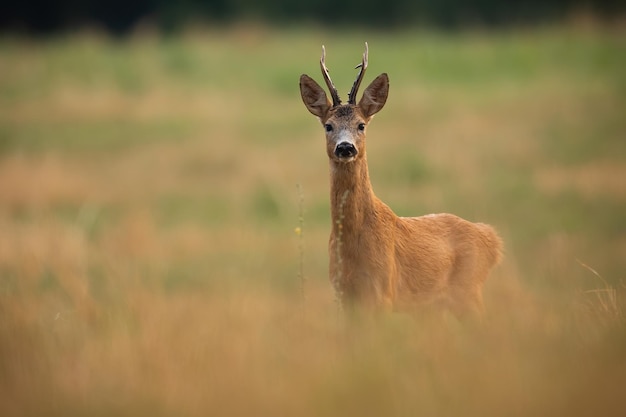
left=324, top=124, right=333, bottom=132
left=357, top=123, right=365, bottom=131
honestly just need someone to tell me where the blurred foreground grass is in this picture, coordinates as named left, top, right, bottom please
left=1, top=24, right=625, bottom=416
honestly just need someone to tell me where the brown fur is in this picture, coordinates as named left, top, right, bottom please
left=300, top=62, right=502, bottom=316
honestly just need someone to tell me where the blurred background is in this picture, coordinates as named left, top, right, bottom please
left=1, top=1, right=625, bottom=416
left=1, top=0, right=625, bottom=33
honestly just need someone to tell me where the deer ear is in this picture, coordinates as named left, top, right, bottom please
left=300, top=74, right=331, bottom=119
left=358, top=73, right=389, bottom=118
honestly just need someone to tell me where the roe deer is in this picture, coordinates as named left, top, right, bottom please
left=299, top=43, right=503, bottom=316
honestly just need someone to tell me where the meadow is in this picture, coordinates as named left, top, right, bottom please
left=1, top=22, right=625, bottom=416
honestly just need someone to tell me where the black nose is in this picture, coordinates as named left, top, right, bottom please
left=335, top=142, right=357, bottom=159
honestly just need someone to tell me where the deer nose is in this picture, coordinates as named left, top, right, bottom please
left=335, top=142, right=357, bottom=159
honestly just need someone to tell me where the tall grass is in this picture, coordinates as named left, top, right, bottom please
left=1, top=23, right=625, bottom=416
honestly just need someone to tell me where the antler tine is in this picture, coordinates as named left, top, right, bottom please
left=320, top=45, right=342, bottom=107
left=348, top=42, right=369, bottom=105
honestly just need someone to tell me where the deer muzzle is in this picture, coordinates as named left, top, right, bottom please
left=335, top=142, right=358, bottom=159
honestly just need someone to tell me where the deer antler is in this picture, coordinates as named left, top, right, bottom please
left=348, top=42, right=369, bottom=105
left=320, top=45, right=341, bottom=107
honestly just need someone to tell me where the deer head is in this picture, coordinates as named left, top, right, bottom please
left=300, top=43, right=389, bottom=163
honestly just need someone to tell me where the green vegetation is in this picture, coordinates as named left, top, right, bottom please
left=0, top=24, right=625, bottom=416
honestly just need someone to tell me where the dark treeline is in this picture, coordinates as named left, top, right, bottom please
left=1, top=0, right=623, bottom=34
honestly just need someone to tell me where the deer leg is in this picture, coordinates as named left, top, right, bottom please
left=447, top=285, right=485, bottom=320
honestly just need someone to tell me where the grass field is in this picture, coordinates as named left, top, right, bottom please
left=1, top=23, right=625, bottom=416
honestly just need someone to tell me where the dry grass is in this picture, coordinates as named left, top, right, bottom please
left=1, top=24, right=625, bottom=416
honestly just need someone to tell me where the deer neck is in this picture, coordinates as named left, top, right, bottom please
left=329, top=155, right=376, bottom=233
